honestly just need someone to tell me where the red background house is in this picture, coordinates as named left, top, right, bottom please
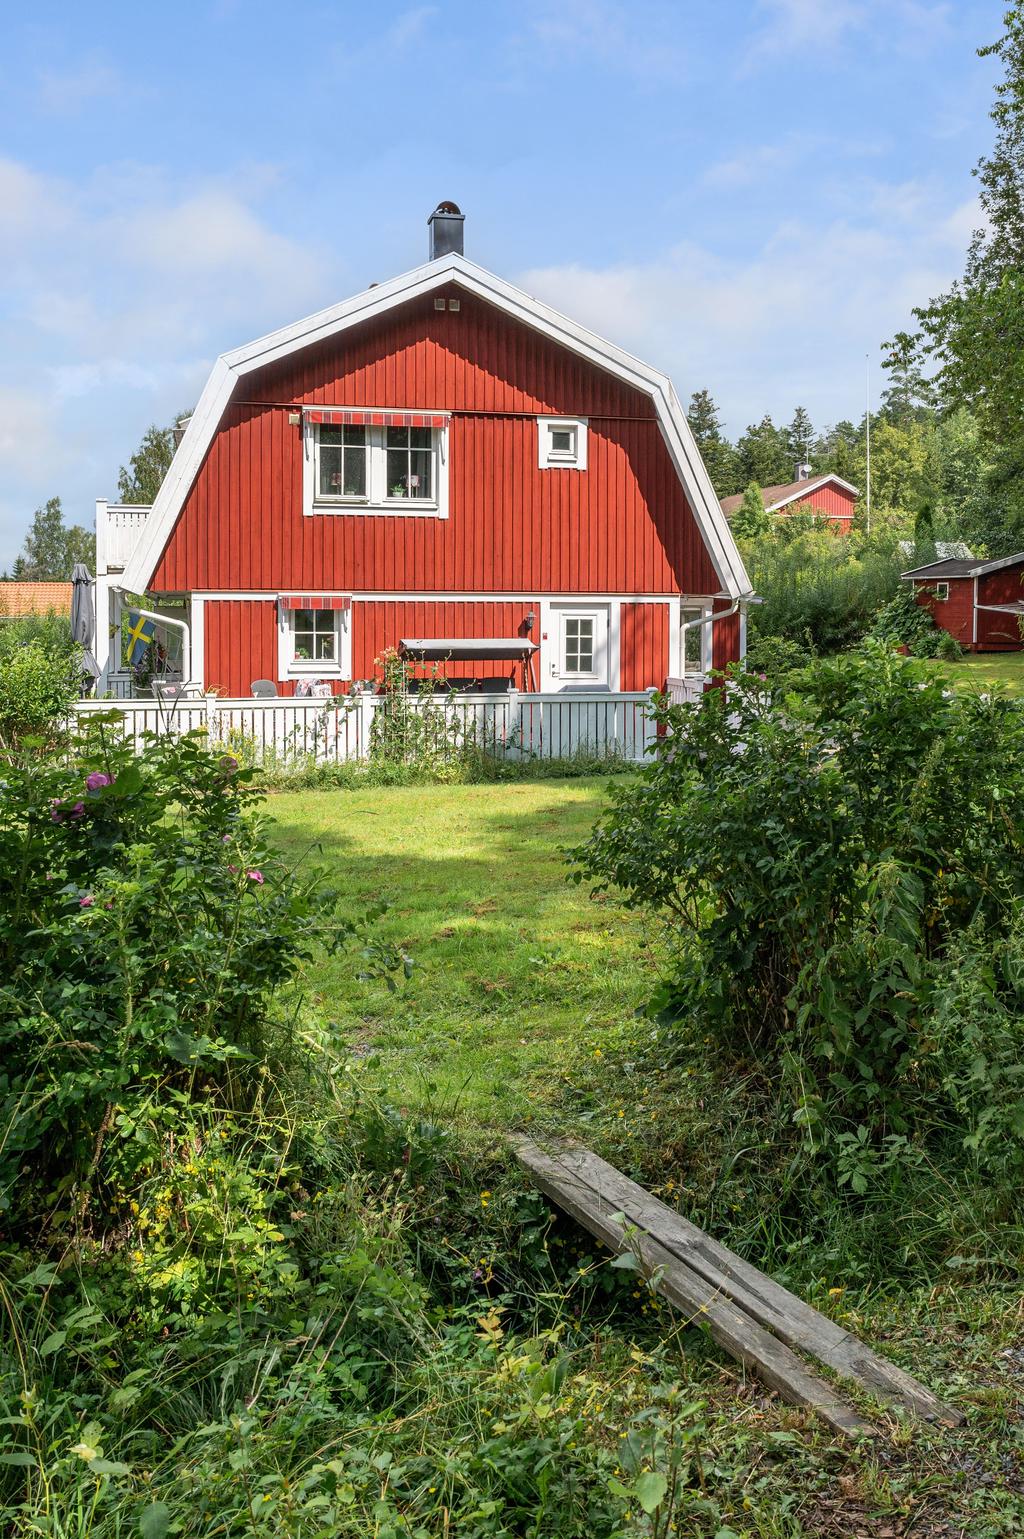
left=97, top=207, right=752, bottom=698
left=720, top=473, right=859, bottom=534
left=902, top=554, right=1024, bottom=650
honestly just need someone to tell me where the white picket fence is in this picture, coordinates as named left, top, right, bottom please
left=71, top=688, right=681, bottom=767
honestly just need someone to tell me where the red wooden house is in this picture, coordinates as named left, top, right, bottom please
left=901, top=553, right=1024, bottom=651
left=720, top=473, right=859, bottom=534
left=96, top=205, right=753, bottom=698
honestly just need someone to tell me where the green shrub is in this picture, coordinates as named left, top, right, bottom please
left=0, top=721, right=399, bottom=1239
left=571, top=647, right=1024, bottom=1197
left=0, top=638, right=81, bottom=753
left=867, top=583, right=945, bottom=657
left=744, top=530, right=903, bottom=652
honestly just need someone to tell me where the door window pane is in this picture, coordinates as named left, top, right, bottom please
left=564, top=616, right=595, bottom=673
left=681, top=607, right=704, bottom=670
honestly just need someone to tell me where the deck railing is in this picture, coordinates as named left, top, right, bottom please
left=71, top=689, right=679, bottom=767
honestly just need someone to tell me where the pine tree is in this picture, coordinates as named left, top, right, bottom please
left=687, top=388, right=738, bottom=495
left=880, top=332, right=938, bottom=423
left=785, top=407, right=815, bottom=468
left=735, top=415, right=791, bottom=488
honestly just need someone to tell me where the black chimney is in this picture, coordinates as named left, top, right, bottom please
left=428, top=201, right=464, bottom=260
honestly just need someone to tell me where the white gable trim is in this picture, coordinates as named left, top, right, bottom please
left=766, top=475, right=860, bottom=513
left=122, top=253, right=752, bottom=599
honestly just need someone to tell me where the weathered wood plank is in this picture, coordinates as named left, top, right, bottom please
left=515, top=1136, right=875, bottom=1439
left=535, top=1140, right=962, bottom=1428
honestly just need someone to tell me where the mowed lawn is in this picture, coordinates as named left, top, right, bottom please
left=932, top=649, right=1024, bottom=694
left=267, top=778, right=657, bottom=1129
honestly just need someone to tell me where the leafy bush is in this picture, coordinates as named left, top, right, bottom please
left=0, top=638, right=81, bottom=754
left=867, top=583, right=946, bottom=657
left=744, top=530, right=903, bottom=652
left=571, top=648, right=1024, bottom=1195
left=0, top=720, right=397, bottom=1238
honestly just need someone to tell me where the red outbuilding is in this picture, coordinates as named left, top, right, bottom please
left=720, top=473, right=859, bottom=534
left=901, top=553, right=1024, bottom=651
left=95, top=204, right=753, bottom=698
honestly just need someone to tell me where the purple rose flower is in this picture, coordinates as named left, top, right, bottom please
left=79, top=895, right=94, bottom=908
left=50, top=800, right=64, bottom=823
left=86, top=771, right=113, bottom=791
left=69, top=801, right=86, bottom=819
left=219, top=755, right=238, bottom=774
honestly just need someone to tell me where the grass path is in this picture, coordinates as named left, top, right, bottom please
left=267, top=778, right=658, bottom=1130
left=931, top=650, right=1024, bottom=694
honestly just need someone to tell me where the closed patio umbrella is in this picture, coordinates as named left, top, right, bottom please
left=70, top=563, right=100, bottom=692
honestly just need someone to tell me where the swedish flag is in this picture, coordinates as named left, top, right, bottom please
left=125, top=611, right=157, bottom=666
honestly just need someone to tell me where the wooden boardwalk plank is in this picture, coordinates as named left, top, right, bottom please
left=516, top=1136, right=875, bottom=1439
left=539, top=1141, right=962, bottom=1427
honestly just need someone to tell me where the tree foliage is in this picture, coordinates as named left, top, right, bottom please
left=731, top=481, right=771, bottom=539
left=572, top=651, right=1024, bottom=1191
left=10, top=497, right=94, bottom=579
left=117, top=417, right=186, bottom=504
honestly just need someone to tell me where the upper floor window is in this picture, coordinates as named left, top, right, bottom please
left=538, top=416, right=588, bottom=470
left=304, top=414, right=448, bottom=517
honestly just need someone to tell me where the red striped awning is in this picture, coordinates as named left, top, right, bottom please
left=302, top=408, right=448, bottom=429
left=278, top=594, right=352, bottom=611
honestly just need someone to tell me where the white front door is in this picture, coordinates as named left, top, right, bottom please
left=549, top=605, right=609, bottom=688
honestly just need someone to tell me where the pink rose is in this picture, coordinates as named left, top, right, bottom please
left=69, top=801, right=86, bottom=819
left=79, top=895, right=94, bottom=908
left=246, top=869, right=264, bottom=884
left=86, top=772, right=112, bottom=791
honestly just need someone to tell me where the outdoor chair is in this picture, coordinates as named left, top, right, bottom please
left=250, top=679, right=278, bottom=698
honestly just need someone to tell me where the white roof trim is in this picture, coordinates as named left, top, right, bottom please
left=766, top=474, right=860, bottom=513
left=122, top=253, right=752, bottom=598
left=901, top=551, right=1024, bottom=580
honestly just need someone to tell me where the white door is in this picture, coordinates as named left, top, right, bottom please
left=550, top=605, right=609, bottom=688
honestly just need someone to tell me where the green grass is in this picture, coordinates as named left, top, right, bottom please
left=930, top=649, right=1024, bottom=694
left=268, top=777, right=658, bottom=1130
left=265, top=777, right=1024, bottom=1537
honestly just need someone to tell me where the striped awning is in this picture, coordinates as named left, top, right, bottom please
left=278, top=594, right=352, bottom=611
left=303, top=408, right=448, bottom=428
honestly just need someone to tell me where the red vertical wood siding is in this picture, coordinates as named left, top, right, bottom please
left=151, top=291, right=719, bottom=598
left=711, top=599, right=741, bottom=675
left=782, top=483, right=856, bottom=533
left=912, top=578, right=974, bottom=647
left=976, top=565, right=1024, bottom=650
left=353, top=599, right=539, bottom=684
left=203, top=600, right=278, bottom=697
left=619, top=603, right=669, bottom=690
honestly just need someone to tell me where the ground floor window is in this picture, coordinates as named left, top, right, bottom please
left=278, top=599, right=352, bottom=680
left=679, top=602, right=711, bottom=673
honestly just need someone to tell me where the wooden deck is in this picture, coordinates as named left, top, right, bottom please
left=514, top=1138, right=963, bottom=1440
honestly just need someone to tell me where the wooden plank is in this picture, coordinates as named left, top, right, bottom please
left=535, top=1141, right=962, bottom=1428
left=515, top=1137, right=874, bottom=1440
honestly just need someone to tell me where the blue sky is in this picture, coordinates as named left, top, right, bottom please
left=0, top=0, right=1003, bottom=567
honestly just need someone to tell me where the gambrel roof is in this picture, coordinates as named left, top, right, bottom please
left=122, top=253, right=753, bottom=599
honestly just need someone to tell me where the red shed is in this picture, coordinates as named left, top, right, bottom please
left=95, top=205, right=753, bottom=698
left=901, top=553, right=1024, bottom=651
left=720, top=473, right=859, bottom=535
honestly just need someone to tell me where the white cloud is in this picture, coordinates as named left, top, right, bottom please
left=519, top=186, right=970, bottom=435
left=528, top=0, right=689, bottom=81
left=387, top=6, right=440, bottom=47
left=744, top=0, right=950, bottom=68
left=37, top=56, right=123, bottom=114
left=0, top=157, right=336, bottom=564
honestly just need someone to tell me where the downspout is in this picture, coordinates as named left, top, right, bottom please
left=115, top=592, right=193, bottom=685
left=679, top=594, right=752, bottom=676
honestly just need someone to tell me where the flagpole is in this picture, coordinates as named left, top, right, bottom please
left=865, top=353, right=872, bottom=536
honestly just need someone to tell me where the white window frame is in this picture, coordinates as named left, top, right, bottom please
left=538, top=416, right=588, bottom=471
left=678, top=599, right=713, bottom=675
left=303, top=420, right=449, bottom=518
left=277, top=603, right=352, bottom=681
left=933, top=582, right=950, bottom=602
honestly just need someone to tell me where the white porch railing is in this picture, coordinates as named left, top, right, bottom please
left=72, top=690, right=665, bottom=766
left=665, top=675, right=708, bottom=706
left=96, top=504, right=150, bottom=574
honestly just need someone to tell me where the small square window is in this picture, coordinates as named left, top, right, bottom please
left=933, top=582, right=949, bottom=602
left=538, top=416, right=588, bottom=470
